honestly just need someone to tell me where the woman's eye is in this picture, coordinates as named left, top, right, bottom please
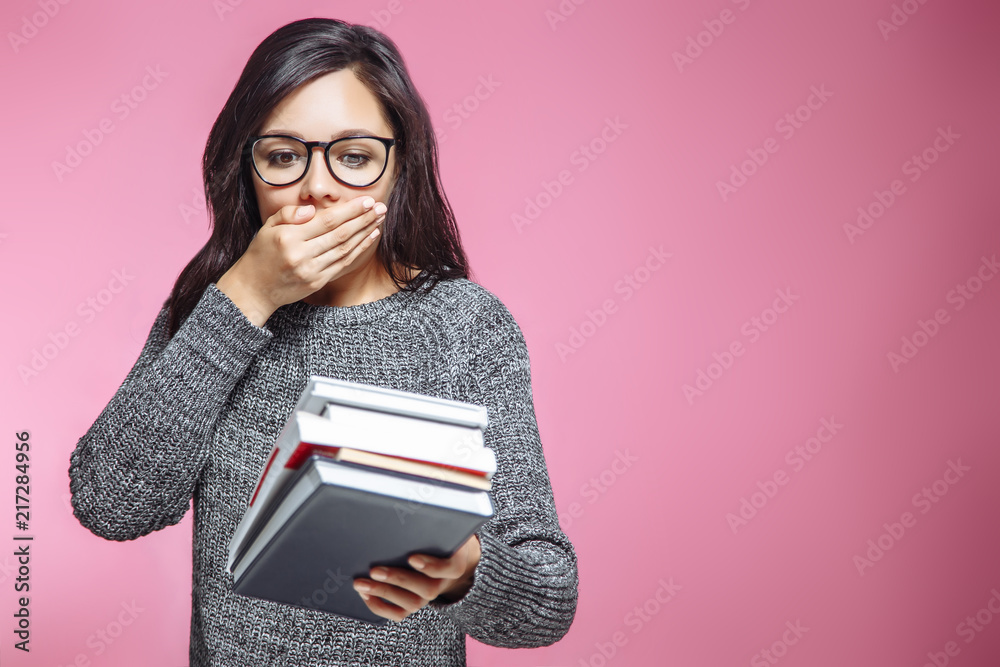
left=338, top=153, right=370, bottom=169
left=268, top=152, right=302, bottom=167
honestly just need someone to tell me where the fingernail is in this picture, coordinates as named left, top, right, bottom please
left=371, top=568, right=388, bottom=581
left=354, top=581, right=372, bottom=592
left=297, top=206, right=313, bottom=218
left=411, top=557, right=426, bottom=570
left=362, top=197, right=375, bottom=209
left=374, top=202, right=387, bottom=215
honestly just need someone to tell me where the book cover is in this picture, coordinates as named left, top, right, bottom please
left=231, top=455, right=494, bottom=624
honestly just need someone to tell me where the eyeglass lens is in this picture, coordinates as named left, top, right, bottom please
left=252, top=137, right=388, bottom=186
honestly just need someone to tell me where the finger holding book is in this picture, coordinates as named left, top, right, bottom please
left=353, top=535, right=482, bottom=622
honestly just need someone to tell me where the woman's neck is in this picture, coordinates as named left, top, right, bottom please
left=301, top=255, right=418, bottom=308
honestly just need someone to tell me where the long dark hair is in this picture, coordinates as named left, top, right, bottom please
left=165, top=17, right=470, bottom=337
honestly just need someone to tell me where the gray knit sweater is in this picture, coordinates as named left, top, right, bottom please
left=68, top=277, right=578, bottom=666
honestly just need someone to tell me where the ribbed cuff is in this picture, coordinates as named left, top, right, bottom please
left=431, top=528, right=577, bottom=646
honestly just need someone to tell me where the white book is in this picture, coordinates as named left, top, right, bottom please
left=320, top=403, right=491, bottom=470
left=296, top=375, right=488, bottom=429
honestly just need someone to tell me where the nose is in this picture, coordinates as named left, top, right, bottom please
left=297, top=145, right=350, bottom=201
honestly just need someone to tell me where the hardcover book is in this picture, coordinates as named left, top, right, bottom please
left=227, top=376, right=496, bottom=623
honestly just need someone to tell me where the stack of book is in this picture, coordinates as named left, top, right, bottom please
left=227, top=375, right=496, bottom=624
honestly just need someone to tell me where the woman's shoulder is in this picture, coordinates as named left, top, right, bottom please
left=420, top=276, right=522, bottom=332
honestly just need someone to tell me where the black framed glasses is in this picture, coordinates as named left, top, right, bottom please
left=246, top=134, right=396, bottom=187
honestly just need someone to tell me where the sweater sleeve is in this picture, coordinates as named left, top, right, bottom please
left=430, top=299, right=579, bottom=647
left=68, top=283, right=274, bottom=541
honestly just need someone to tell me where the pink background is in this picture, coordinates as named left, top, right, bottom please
left=2, top=0, right=999, bottom=665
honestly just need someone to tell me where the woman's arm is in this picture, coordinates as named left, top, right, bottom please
left=431, top=298, right=579, bottom=648
left=68, top=283, right=274, bottom=541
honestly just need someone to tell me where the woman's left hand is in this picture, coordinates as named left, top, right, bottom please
left=353, top=534, right=481, bottom=622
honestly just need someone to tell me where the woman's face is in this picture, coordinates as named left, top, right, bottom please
left=250, top=68, right=397, bottom=223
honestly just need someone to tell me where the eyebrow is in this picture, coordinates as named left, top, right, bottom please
left=260, top=128, right=382, bottom=139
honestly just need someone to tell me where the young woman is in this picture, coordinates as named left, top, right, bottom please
left=68, top=17, right=578, bottom=667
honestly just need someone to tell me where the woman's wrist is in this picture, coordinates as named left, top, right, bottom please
left=216, top=265, right=277, bottom=328
left=437, top=535, right=481, bottom=602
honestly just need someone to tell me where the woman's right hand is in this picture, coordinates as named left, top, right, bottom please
left=216, top=195, right=386, bottom=327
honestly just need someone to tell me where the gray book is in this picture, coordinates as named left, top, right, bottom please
left=231, top=455, right=494, bottom=624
